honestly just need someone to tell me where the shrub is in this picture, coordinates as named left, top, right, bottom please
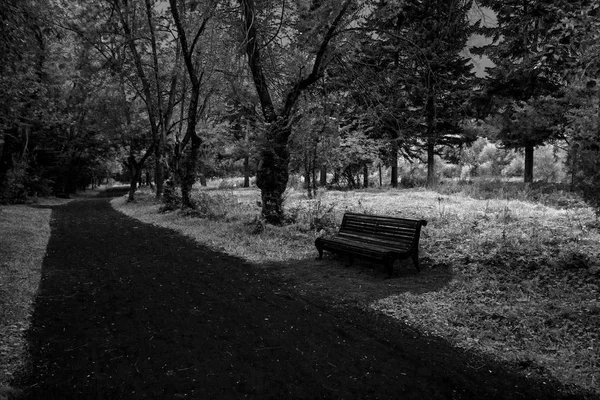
left=285, top=195, right=339, bottom=234
left=440, top=163, right=461, bottom=179
left=0, top=159, right=28, bottom=204
left=159, top=180, right=181, bottom=212
left=184, top=190, right=240, bottom=220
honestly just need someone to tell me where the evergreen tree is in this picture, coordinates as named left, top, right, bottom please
left=336, top=0, right=478, bottom=187
left=473, top=0, right=592, bottom=182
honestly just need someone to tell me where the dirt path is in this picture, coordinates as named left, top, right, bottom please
left=13, top=193, right=587, bottom=399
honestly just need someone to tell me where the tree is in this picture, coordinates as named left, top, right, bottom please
left=331, top=0, right=477, bottom=188
left=0, top=0, right=52, bottom=200
left=108, top=0, right=174, bottom=198
left=549, top=2, right=600, bottom=210
left=489, top=94, right=566, bottom=182
left=222, top=81, right=260, bottom=188
left=288, top=92, right=341, bottom=196
left=473, top=0, right=589, bottom=182
left=167, top=0, right=221, bottom=207
left=238, top=0, right=353, bottom=224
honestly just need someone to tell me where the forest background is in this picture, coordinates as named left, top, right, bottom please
left=1, top=0, right=599, bottom=219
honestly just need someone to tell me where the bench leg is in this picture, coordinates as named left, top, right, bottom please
left=412, top=253, right=420, bottom=272
left=384, top=258, right=394, bottom=278
left=346, top=256, right=354, bottom=268
left=315, top=241, right=323, bottom=260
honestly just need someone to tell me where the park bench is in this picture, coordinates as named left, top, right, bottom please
left=315, top=212, right=427, bottom=277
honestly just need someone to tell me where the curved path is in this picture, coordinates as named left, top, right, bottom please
left=14, top=192, right=587, bottom=399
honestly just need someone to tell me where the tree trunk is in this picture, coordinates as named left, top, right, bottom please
left=244, top=156, right=250, bottom=187
left=378, top=164, right=382, bottom=187
left=363, top=164, right=369, bottom=188
left=181, top=135, right=201, bottom=208
left=256, top=125, right=290, bottom=224
left=426, top=141, right=436, bottom=187
left=199, top=161, right=207, bottom=186
left=524, top=142, right=534, bottom=183
left=155, top=147, right=164, bottom=197
left=570, top=145, right=577, bottom=192
left=304, top=150, right=312, bottom=199
left=127, top=161, right=139, bottom=202
left=390, top=141, right=398, bottom=188
left=320, top=165, right=327, bottom=186
left=312, top=164, right=318, bottom=195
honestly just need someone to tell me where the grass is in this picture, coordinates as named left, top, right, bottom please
left=113, top=181, right=600, bottom=396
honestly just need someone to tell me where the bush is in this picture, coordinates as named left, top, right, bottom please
left=440, top=163, right=461, bottom=179
left=286, top=196, right=338, bottom=233
left=400, top=173, right=427, bottom=188
left=183, top=190, right=240, bottom=220
left=434, top=179, right=587, bottom=209
left=159, top=180, right=181, bottom=212
left=0, top=159, right=28, bottom=204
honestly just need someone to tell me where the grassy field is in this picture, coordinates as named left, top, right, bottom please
left=113, top=181, right=600, bottom=395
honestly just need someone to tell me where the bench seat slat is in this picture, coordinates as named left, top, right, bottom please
left=318, top=236, right=409, bottom=256
left=337, top=233, right=414, bottom=249
left=339, top=229, right=416, bottom=242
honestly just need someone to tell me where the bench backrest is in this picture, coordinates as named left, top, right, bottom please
left=338, top=212, right=427, bottom=251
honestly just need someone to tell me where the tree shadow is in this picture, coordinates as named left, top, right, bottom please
left=262, top=254, right=453, bottom=306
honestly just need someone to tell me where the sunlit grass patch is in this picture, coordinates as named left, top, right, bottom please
left=371, top=193, right=600, bottom=393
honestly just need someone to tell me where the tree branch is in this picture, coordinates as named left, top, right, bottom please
left=282, top=0, right=352, bottom=118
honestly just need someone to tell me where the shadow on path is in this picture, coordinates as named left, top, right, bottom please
left=14, top=198, right=588, bottom=399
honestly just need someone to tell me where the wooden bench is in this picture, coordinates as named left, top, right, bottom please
left=315, top=212, right=427, bottom=277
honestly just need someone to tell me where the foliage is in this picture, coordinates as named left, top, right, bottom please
left=288, top=93, right=341, bottom=194
left=238, top=0, right=356, bottom=223
left=472, top=0, right=593, bottom=182
left=555, top=79, right=600, bottom=215
left=346, top=0, right=478, bottom=186
left=328, top=123, right=381, bottom=189
left=159, top=179, right=181, bottom=212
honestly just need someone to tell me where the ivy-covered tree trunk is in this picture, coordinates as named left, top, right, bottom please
left=125, top=146, right=153, bottom=202
left=128, top=161, right=140, bottom=202
left=524, top=142, right=534, bottom=183
left=181, top=135, right=201, bottom=208
left=256, top=124, right=291, bottom=224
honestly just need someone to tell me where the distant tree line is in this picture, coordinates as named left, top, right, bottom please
left=1, top=0, right=599, bottom=219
